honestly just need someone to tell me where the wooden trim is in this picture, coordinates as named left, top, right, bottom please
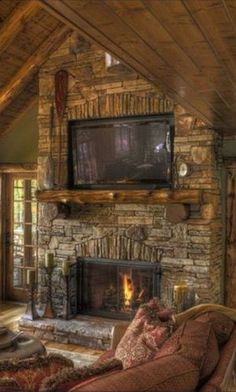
left=0, top=25, right=71, bottom=114
left=0, top=175, right=3, bottom=301
left=0, top=174, right=8, bottom=301
left=0, top=164, right=37, bottom=173
left=36, top=189, right=202, bottom=205
left=5, top=173, right=37, bottom=302
left=0, top=0, right=40, bottom=55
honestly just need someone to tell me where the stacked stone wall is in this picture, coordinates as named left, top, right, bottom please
left=37, top=36, right=223, bottom=316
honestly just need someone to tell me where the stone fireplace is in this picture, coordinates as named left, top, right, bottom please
left=36, top=35, right=224, bottom=321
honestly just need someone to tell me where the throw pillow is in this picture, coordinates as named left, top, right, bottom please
left=115, top=298, right=174, bottom=369
left=155, top=319, right=220, bottom=383
left=0, top=354, right=73, bottom=392
left=194, top=311, right=234, bottom=345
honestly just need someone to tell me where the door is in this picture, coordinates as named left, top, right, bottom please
left=225, top=162, right=236, bottom=307
left=5, top=174, right=37, bottom=302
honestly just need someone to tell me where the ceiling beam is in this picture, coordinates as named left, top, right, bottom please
left=0, top=25, right=71, bottom=115
left=0, top=0, right=40, bottom=56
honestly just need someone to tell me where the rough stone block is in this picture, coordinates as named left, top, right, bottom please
left=118, top=216, right=153, bottom=225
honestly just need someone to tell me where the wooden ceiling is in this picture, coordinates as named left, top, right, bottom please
left=0, top=0, right=70, bottom=137
left=1, top=0, right=236, bottom=136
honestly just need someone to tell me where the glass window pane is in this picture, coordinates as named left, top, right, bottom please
left=13, top=232, right=24, bottom=245
left=31, top=203, right=37, bottom=223
left=11, top=177, right=38, bottom=290
left=14, top=202, right=24, bottom=222
left=14, top=179, right=24, bottom=188
left=31, top=180, right=37, bottom=199
left=14, top=187, right=24, bottom=201
left=32, top=225, right=37, bottom=245
left=13, top=268, right=23, bottom=288
left=13, top=245, right=24, bottom=265
left=14, top=223, right=24, bottom=236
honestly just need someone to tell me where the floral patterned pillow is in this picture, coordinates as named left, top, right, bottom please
left=115, top=298, right=174, bottom=369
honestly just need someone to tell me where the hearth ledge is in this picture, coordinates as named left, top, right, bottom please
left=18, top=315, right=129, bottom=350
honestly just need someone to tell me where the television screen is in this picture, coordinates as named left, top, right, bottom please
left=69, top=115, right=174, bottom=189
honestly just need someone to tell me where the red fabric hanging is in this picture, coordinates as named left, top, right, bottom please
left=55, top=70, right=68, bottom=123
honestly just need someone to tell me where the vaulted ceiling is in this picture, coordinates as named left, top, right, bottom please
left=0, top=0, right=70, bottom=137
left=1, top=0, right=236, bottom=138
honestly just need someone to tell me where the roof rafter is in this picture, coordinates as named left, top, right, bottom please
left=0, top=24, right=71, bottom=115
left=0, top=0, right=40, bottom=56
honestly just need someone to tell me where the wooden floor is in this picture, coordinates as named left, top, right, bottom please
left=0, top=302, right=25, bottom=330
left=0, top=302, right=103, bottom=355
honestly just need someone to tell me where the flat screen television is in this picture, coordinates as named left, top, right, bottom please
left=68, top=115, right=174, bottom=189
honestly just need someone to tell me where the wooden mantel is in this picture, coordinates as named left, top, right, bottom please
left=36, top=189, right=202, bottom=205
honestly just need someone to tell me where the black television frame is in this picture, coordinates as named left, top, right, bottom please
left=68, top=114, right=175, bottom=190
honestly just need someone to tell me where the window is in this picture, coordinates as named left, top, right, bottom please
left=12, top=178, right=37, bottom=289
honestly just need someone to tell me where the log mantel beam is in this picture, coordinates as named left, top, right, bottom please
left=0, top=0, right=40, bottom=55
left=0, top=24, right=71, bottom=114
left=36, top=189, right=203, bottom=205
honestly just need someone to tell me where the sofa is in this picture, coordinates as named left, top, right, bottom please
left=1, top=303, right=236, bottom=392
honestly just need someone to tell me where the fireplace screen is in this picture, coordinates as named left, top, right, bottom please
left=76, top=258, right=161, bottom=320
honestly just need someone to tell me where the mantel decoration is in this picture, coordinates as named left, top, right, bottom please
left=175, top=155, right=192, bottom=189
left=55, top=69, right=68, bottom=188
left=43, top=252, right=56, bottom=319
left=22, top=270, right=38, bottom=321
left=105, top=53, right=130, bottom=73
left=172, top=282, right=196, bottom=313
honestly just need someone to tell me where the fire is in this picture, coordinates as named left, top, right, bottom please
left=123, top=274, right=134, bottom=308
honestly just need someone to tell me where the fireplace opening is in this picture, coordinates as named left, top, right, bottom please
left=71, top=258, right=161, bottom=320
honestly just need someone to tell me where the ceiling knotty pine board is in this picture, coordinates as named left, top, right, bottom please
left=105, top=0, right=236, bottom=128
left=144, top=0, right=236, bottom=103
left=0, top=24, right=71, bottom=115
left=142, top=0, right=236, bottom=131
left=38, top=0, right=230, bottom=129
left=182, top=1, right=236, bottom=110
left=0, top=0, right=40, bottom=56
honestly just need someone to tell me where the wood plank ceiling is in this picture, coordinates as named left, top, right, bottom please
left=0, top=0, right=70, bottom=137
left=38, top=0, right=236, bottom=136
left=1, top=0, right=236, bottom=136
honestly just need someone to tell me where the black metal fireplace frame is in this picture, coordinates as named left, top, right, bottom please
left=69, top=257, right=161, bottom=320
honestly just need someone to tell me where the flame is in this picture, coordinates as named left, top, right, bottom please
left=123, top=274, right=134, bottom=307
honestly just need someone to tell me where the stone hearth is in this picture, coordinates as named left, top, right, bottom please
left=19, top=315, right=128, bottom=350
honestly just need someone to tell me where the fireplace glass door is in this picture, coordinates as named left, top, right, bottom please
left=77, top=258, right=160, bottom=320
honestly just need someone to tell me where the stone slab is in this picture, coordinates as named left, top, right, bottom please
left=19, top=315, right=129, bottom=351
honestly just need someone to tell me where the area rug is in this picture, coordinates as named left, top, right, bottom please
left=46, top=348, right=100, bottom=367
